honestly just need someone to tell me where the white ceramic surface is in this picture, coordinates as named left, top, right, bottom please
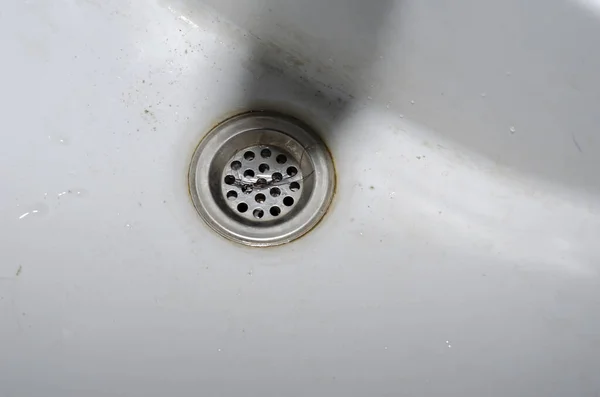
left=1, top=1, right=599, bottom=396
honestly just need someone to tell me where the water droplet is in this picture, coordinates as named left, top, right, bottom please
left=410, top=100, right=415, bottom=105
left=17, top=203, right=49, bottom=220
left=399, top=114, right=404, bottom=119
left=19, top=210, right=37, bottom=219
left=386, top=103, right=390, bottom=109
left=48, top=136, right=69, bottom=145
left=480, top=92, right=486, bottom=98
left=367, top=96, right=373, bottom=100
left=509, top=126, right=516, bottom=133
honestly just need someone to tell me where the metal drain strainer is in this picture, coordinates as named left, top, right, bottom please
left=189, top=111, right=335, bottom=246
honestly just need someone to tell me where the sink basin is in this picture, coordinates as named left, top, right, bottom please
left=1, top=0, right=599, bottom=395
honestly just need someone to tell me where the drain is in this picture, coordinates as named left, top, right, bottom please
left=222, top=144, right=302, bottom=221
left=189, top=111, right=335, bottom=246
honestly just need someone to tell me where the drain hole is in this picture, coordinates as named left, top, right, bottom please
left=261, top=148, right=272, bottom=158
left=255, top=193, right=266, bottom=203
left=290, top=182, right=301, bottom=192
left=287, top=166, right=298, bottom=177
left=283, top=196, right=294, bottom=207
left=270, top=206, right=281, bottom=216
left=256, top=178, right=268, bottom=187
left=237, top=203, right=249, bottom=213
left=244, top=169, right=255, bottom=178
left=253, top=209, right=264, bottom=219
left=259, top=163, right=270, bottom=173
left=227, top=191, right=238, bottom=200
left=272, top=172, right=283, bottom=183
left=244, top=151, right=255, bottom=161
left=270, top=187, right=281, bottom=197
left=231, top=161, right=242, bottom=171
left=276, top=154, right=287, bottom=164
left=224, top=175, right=236, bottom=185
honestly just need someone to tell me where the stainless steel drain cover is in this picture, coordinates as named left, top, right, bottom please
left=189, top=111, right=335, bottom=246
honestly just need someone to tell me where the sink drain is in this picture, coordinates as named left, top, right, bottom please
left=189, top=111, right=335, bottom=246
left=223, top=144, right=303, bottom=221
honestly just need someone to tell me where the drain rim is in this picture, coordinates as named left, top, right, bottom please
left=189, top=111, right=335, bottom=247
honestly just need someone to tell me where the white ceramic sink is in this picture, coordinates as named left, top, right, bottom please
left=2, top=0, right=600, bottom=395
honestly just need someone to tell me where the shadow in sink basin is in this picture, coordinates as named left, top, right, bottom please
left=174, top=0, right=600, bottom=194
left=194, top=0, right=394, bottom=134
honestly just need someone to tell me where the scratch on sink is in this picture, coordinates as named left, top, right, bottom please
left=167, top=6, right=199, bottom=29
left=572, top=134, right=583, bottom=153
left=179, top=15, right=199, bottom=29
left=16, top=266, right=22, bottom=277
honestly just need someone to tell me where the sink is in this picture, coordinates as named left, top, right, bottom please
left=1, top=0, right=600, bottom=395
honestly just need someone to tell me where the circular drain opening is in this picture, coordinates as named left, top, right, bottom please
left=189, top=111, right=335, bottom=246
